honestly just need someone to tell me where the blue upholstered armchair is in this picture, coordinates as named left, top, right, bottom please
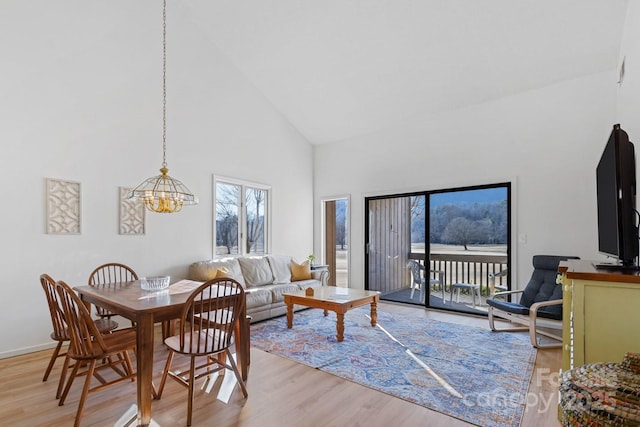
left=486, top=254, right=579, bottom=348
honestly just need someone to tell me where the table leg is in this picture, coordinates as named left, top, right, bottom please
left=136, top=313, right=155, bottom=427
left=286, top=300, right=293, bottom=329
left=234, top=314, right=250, bottom=381
left=243, top=315, right=251, bottom=367
left=161, top=320, right=176, bottom=340
left=370, top=299, right=378, bottom=327
left=336, top=312, right=344, bottom=342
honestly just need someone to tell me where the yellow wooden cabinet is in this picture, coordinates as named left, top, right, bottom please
left=560, top=259, right=640, bottom=371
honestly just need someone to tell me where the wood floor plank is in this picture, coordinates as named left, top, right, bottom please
left=0, top=302, right=560, bottom=426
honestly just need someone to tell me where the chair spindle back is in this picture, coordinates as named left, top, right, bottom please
left=55, top=280, right=108, bottom=359
left=40, top=274, right=67, bottom=341
left=179, top=278, right=244, bottom=355
left=88, top=263, right=138, bottom=318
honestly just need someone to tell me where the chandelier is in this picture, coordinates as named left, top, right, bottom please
left=128, top=0, right=198, bottom=213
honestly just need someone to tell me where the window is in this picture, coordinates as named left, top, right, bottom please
left=214, top=176, right=270, bottom=257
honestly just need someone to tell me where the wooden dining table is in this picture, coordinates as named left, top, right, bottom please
left=75, top=279, right=250, bottom=427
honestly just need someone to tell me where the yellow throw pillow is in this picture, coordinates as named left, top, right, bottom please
left=291, top=259, right=312, bottom=281
left=216, top=267, right=231, bottom=279
left=202, top=268, right=220, bottom=280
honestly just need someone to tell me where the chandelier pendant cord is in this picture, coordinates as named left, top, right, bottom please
left=127, top=0, right=198, bottom=212
left=162, top=0, right=167, bottom=170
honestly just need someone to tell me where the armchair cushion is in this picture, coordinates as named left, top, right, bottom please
left=487, top=254, right=579, bottom=348
left=518, top=255, right=577, bottom=319
left=486, top=299, right=562, bottom=320
left=533, top=300, right=564, bottom=321
left=486, top=300, right=530, bottom=316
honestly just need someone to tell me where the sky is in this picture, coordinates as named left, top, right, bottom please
left=430, top=187, right=507, bottom=208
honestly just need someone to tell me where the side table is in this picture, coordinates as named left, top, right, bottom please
left=450, top=282, right=481, bottom=308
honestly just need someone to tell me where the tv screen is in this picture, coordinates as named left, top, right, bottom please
left=596, top=124, right=638, bottom=268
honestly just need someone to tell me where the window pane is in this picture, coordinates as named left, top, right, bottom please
left=246, top=187, right=266, bottom=254
left=336, top=199, right=348, bottom=251
left=410, top=195, right=426, bottom=254
left=215, top=182, right=239, bottom=256
left=430, top=187, right=508, bottom=251
left=428, top=186, right=509, bottom=314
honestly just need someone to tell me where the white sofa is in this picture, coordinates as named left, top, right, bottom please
left=188, top=255, right=330, bottom=323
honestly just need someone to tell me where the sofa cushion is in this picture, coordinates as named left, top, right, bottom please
left=294, top=279, right=323, bottom=291
left=267, top=254, right=293, bottom=284
left=245, top=287, right=272, bottom=310
left=291, top=259, right=312, bottom=281
left=188, top=258, right=246, bottom=288
left=238, top=256, right=274, bottom=287
left=266, top=283, right=302, bottom=304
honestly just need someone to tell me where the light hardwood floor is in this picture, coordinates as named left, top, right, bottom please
left=0, top=302, right=561, bottom=426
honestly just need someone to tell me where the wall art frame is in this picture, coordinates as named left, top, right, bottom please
left=45, top=178, right=82, bottom=234
left=119, top=186, right=145, bottom=235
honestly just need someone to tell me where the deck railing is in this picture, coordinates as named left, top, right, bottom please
left=409, top=252, right=508, bottom=296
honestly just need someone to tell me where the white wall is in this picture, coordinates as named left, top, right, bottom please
left=0, top=1, right=314, bottom=357
left=314, top=71, right=619, bottom=290
left=618, top=2, right=640, bottom=141
left=3, top=2, right=639, bottom=358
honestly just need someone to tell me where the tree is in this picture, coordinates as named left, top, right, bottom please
left=410, top=195, right=426, bottom=243
left=246, top=188, right=265, bottom=253
left=410, top=195, right=425, bottom=218
left=441, top=217, right=488, bottom=250
left=430, top=204, right=463, bottom=243
left=335, top=199, right=348, bottom=249
left=216, top=184, right=239, bottom=254
left=217, top=214, right=238, bottom=254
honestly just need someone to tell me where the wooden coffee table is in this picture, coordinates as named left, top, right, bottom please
left=283, top=287, right=380, bottom=341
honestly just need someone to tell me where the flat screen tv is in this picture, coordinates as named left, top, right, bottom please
left=596, top=124, right=639, bottom=269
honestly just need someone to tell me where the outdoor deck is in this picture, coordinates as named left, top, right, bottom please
left=382, top=286, right=491, bottom=314
left=379, top=250, right=508, bottom=314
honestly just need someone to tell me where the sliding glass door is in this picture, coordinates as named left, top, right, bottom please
left=365, top=196, right=412, bottom=297
left=365, top=183, right=511, bottom=315
left=428, top=185, right=510, bottom=314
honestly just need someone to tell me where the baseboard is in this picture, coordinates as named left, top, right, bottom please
left=0, top=341, right=57, bottom=360
left=1, top=314, right=134, bottom=360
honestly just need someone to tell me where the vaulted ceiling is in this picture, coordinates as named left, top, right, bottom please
left=183, top=1, right=628, bottom=144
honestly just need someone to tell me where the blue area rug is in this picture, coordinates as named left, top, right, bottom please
left=251, top=307, right=537, bottom=427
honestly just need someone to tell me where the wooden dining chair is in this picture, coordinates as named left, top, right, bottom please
left=55, top=280, right=137, bottom=427
left=156, top=278, right=248, bottom=426
left=39, top=274, right=119, bottom=399
left=88, top=263, right=138, bottom=321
